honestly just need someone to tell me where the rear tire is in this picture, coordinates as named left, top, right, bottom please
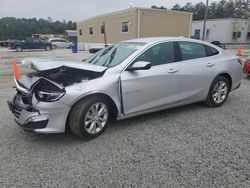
left=16, top=46, right=23, bottom=52
left=69, top=96, right=110, bottom=139
left=204, top=76, right=230, bottom=107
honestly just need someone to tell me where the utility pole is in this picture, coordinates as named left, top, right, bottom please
left=202, top=0, right=209, bottom=41
left=103, top=21, right=107, bottom=47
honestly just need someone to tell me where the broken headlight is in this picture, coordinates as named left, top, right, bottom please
left=33, top=79, right=65, bottom=102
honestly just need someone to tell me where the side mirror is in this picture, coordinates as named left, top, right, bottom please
left=126, top=61, right=151, bottom=71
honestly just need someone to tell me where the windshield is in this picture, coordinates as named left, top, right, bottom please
left=87, top=42, right=145, bottom=67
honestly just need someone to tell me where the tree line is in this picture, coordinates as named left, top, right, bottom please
left=152, top=0, right=250, bottom=21
left=0, top=17, right=76, bottom=41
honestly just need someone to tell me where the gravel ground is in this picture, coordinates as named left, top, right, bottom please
left=0, top=48, right=250, bottom=187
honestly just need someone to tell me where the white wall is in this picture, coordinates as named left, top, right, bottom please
left=192, top=19, right=250, bottom=43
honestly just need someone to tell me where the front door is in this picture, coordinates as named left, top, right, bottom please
left=120, top=42, right=180, bottom=115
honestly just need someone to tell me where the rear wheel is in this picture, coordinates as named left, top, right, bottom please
left=16, top=46, right=23, bottom=52
left=45, top=45, right=51, bottom=51
left=69, top=96, right=110, bottom=139
left=204, top=76, right=230, bottom=107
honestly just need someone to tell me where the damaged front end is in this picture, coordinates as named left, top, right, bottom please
left=8, top=58, right=106, bottom=133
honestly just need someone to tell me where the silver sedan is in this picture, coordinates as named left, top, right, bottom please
left=8, top=37, right=242, bottom=138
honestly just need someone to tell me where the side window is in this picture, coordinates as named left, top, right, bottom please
left=206, top=45, right=219, bottom=56
left=135, top=42, right=175, bottom=66
left=33, top=39, right=40, bottom=43
left=179, top=41, right=206, bottom=61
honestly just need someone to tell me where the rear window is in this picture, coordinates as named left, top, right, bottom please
left=206, top=45, right=220, bottom=56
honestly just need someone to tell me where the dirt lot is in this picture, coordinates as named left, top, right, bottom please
left=0, top=48, right=250, bottom=187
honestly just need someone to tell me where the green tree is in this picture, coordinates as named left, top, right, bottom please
left=0, top=17, right=76, bottom=40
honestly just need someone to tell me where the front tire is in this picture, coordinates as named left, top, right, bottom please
left=52, top=45, right=57, bottom=49
left=45, top=45, right=51, bottom=51
left=204, top=76, right=230, bottom=107
left=69, top=96, right=110, bottom=139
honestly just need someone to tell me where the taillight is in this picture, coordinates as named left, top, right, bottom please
left=246, top=57, right=250, bottom=64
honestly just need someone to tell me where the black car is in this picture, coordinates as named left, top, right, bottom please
left=10, top=38, right=52, bottom=52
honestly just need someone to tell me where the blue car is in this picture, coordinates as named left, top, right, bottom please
left=10, top=38, right=52, bottom=52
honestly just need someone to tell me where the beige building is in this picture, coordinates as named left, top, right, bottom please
left=77, top=8, right=193, bottom=50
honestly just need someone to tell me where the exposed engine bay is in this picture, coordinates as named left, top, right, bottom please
left=28, top=66, right=104, bottom=87
left=13, top=58, right=106, bottom=105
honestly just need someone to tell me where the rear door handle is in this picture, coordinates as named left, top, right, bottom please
left=206, top=63, right=215, bottom=67
left=168, top=68, right=178, bottom=73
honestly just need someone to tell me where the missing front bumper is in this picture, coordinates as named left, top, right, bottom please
left=8, top=97, right=48, bottom=131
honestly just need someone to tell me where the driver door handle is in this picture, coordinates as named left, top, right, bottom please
left=206, top=62, right=215, bottom=67
left=168, top=68, right=178, bottom=73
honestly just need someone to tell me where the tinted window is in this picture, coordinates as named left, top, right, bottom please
left=206, top=45, right=219, bottom=56
left=179, top=42, right=206, bottom=61
left=135, top=42, right=175, bottom=66
left=33, top=39, right=40, bottom=43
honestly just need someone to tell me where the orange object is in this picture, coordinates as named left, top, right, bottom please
left=236, top=44, right=243, bottom=57
left=12, top=59, right=21, bottom=80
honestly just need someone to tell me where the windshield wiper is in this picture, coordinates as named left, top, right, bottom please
left=104, top=48, right=117, bottom=67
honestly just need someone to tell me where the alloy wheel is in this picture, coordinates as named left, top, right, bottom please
left=84, top=102, right=108, bottom=134
left=212, top=80, right=228, bottom=104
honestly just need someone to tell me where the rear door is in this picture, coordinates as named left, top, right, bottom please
left=120, top=42, right=180, bottom=115
left=177, top=41, right=220, bottom=103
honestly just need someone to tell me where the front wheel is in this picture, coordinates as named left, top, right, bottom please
left=45, top=45, right=51, bottom=51
left=204, top=76, right=230, bottom=107
left=69, top=96, right=110, bottom=139
left=52, top=45, right=57, bottom=49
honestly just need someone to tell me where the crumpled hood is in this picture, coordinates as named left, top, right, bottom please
left=21, top=58, right=107, bottom=72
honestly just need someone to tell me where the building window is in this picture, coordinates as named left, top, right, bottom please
left=233, top=31, right=241, bottom=39
left=101, top=24, right=105, bottom=34
left=194, top=29, right=200, bottom=40
left=206, top=29, right=210, bottom=39
left=89, top=27, right=93, bottom=35
left=233, top=32, right=237, bottom=39
left=122, top=21, right=129, bottom=32
left=247, top=32, right=250, bottom=39
left=237, top=32, right=241, bottom=38
left=79, top=29, right=82, bottom=36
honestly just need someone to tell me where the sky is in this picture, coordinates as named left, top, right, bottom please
left=0, top=0, right=211, bottom=22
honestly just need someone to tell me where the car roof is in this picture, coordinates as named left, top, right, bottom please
left=49, top=38, right=67, bottom=40
left=124, top=37, right=223, bottom=51
left=125, top=37, right=212, bottom=46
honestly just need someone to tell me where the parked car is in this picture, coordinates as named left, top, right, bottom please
left=48, top=38, right=71, bottom=49
left=243, top=56, right=250, bottom=76
left=10, top=38, right=52, bottom=52
left=8, top=37, right=242, bottom=138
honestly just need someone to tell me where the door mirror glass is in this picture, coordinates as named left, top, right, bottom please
left=127, top=61, right=151, bottom=71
